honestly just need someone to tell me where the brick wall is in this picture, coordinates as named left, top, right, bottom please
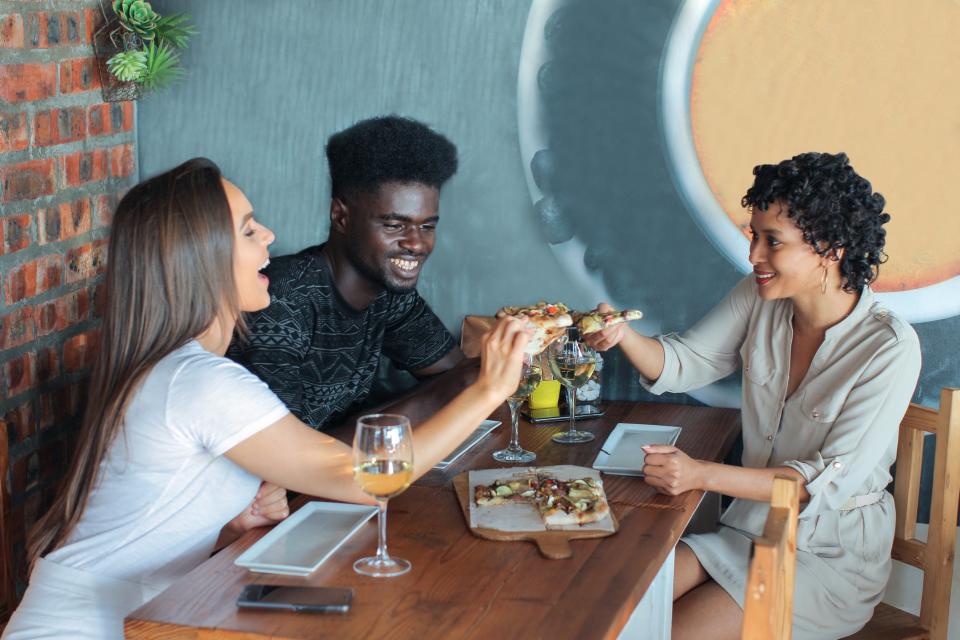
left=0, top=0, right=137, bottom=611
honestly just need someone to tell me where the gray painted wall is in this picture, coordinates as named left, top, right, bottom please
left=139, top=0, right=958, bottom=425
left=140, top=0, right=589, bottom=329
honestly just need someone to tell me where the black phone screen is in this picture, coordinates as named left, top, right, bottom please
left=237, top=584, right=353, bottom=613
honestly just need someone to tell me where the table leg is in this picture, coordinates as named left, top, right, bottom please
left=617, top=547, right=675, bottom=640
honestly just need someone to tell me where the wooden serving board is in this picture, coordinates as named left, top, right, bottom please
left=452, top=472, right=618, bottom=559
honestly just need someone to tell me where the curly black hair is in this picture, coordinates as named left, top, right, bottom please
left=741, top=152, right=890, bottom=292
left=325, top=115, right=458, bottom=199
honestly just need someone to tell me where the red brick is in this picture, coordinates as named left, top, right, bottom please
left=63, top=329, right=99, bottom=372
left=28, top=11, right=84, bottom=48
left=36, top=346, right=59, bottom=384
left=33, top=106, right=86, bottom=147
left=88, top=102, right=134, bottom=137
left=2, top=213, right=32, bottom=254
left=38, top=391, right=56, bottom=430
left=93, top=193, right=118, bottom=227
left=4, top=254, right=62, bottom=304
left=0, top=111, right=29, bottom=152
left=2, top=352, right=37, bottom=397
left=0, top=63, right=56, bottom=102
left=65, top=240, right=106, bottom=283
left=59, top=57, right=100, bottom=94
left=61, top=149, right=108, bottom=187
left=39, top=198, right=90, bottom=243
left=0, top=158, right=55, bottom=203
left=2, top=399, right=34, bottom=447
left=84, top=8, right=100, bottom=45
left=0, top=306, right=35, bottom=349
left=5, top=260, right=37, bottom=304
left=37, top=288, right=88, bottom=335
left=0, top=14, right=25, bottom=48
left=110, top=143, right=134, bottom=177
left=37, top=253, right=63, bottom=293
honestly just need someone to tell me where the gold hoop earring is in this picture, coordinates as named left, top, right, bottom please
left=821, top=266, right=828, bottom=294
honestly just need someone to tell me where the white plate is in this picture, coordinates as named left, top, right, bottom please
left=235, top=501, right=377, bottom=576
left=433, top=419, right=501, bottom=470
left=592, top=423, right=682, bottom=476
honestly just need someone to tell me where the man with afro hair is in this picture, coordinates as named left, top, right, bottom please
left=229, top=115, right=468, bottom=430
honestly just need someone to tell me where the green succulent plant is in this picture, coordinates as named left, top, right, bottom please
left=106, top=50, right=147, bottom=82
left=113, top=0, right=160, bottom=40
left=154, top=13, right=196, bottom=49
left=139, top=41, right=184, bottom=90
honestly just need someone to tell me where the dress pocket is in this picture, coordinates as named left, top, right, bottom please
left=742, top=346, right=773, bottom=386
left=798, top=510, right=843, bottom=558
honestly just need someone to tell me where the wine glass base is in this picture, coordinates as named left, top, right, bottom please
left=552, top=430, right=595, bottom=444
left=353, top=555, right=411, bottom=577
left=492, top=448, right=536, bottom=463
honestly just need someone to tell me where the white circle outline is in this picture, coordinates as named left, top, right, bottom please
left=660, top=0, right=960, bottom=323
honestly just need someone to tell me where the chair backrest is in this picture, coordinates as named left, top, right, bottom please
left=891, top=388, right=960, bottom=639
left=460, top=315, right=496, bottom=359
left=742, top=475, right=800, bottom=640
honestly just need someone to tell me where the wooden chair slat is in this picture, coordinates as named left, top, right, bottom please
left=742, top=475, right=799, bottom=640
left=850, top=388, right=960, bottom=640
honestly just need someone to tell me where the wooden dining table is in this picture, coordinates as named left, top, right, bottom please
left=124, top=400, right=740, bottom=639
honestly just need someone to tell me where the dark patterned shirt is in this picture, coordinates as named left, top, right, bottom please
left=228, top=245, right=455, bottom=429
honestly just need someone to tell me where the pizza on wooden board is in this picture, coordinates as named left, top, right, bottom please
left=473, top=470, right=610, bottom=527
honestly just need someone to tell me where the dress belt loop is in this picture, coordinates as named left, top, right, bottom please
left=838, top=491, right=886, bottom=511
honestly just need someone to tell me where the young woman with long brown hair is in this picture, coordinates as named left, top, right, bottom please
left=3, top=159, right=528, bottom=639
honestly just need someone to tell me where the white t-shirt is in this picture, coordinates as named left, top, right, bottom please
left=46, top=340, right=289, bottom=593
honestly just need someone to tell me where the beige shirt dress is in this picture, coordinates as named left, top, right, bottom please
left=643, top=276, right=921, bottom=639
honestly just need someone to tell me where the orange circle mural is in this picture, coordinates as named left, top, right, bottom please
left=690, top=0, right=960, bottom=292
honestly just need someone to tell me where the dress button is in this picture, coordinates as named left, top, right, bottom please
left=811, top=409, right=821, bottom=419
left=832, top=460, right=843, bottom=469
left=766, top=434, right=773, bottom=441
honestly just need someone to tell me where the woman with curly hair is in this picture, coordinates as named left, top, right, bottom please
left=586, top=152, right=921, bottom=639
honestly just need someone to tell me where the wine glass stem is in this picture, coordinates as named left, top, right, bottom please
left=567, top=385, right=577, bottom=436
left=507, top=398, right=522, bottom=450
left=376, top=498, right=390, bottom=562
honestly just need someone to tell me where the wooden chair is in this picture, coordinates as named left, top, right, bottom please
left=742, top=475, right=800, bottom=640
left=459, top=315, right=495, bottom=358
left=847, top=388, right=960, bottom=640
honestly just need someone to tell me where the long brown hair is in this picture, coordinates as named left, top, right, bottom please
left=29, top=158, right=245, bottom=564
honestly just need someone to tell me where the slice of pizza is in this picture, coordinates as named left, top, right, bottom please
left=496, top=302, right=573, bottom=354
left=575, top=307, right=644, bottom=335
left=474, top=475, right=539, bottom=506
left=535, top=476, right=610, bottom=527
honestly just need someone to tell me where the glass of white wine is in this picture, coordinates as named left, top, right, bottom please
left=492, top=354, right=541, bottom=463
left=353, top=414, right=414, bottom=577
left=546, top=328, right=598, bottom=444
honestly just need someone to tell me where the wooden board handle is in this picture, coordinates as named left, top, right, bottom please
left=534, top=535, right=573, bottom=559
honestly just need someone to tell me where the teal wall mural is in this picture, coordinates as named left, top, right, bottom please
left=139, top=1, right=959, bottom=443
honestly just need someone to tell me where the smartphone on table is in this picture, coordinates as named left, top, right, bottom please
left=236, top=584, right=353, bottom=613
left=521, top=403, right=604, bottom=423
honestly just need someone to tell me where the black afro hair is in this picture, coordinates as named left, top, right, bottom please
left=742, top=152, right=891, bottom=293
left=325, top=115, right=458, bottom=199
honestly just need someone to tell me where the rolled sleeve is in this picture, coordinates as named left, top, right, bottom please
left=640, top=276, right=756, bottom=394
left=783, top=336, right=921, bottom=519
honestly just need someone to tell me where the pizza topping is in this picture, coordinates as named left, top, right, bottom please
left=473, top=471, right=609, bottom=527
